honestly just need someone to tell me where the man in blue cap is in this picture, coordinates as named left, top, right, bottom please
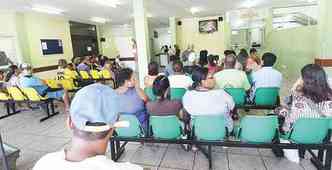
left=33, top=83, right=142, bottom=170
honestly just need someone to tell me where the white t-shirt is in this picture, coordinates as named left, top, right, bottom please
left=182, top=89, right=235, bottom=131
left=168, top=74, right=193, bottom=89
left=33, top=150, right=142, bottom=170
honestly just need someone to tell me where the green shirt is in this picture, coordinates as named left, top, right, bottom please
left=214, top=69, right=251, bottom=90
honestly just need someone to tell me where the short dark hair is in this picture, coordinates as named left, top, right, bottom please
left=116, top=68, right=133, bottom=87
left=148, top=62, right=159, bottom=76
left=208, top=55, right=216, bottom=67
left=190, top=67, right=208, bottom=90
left=72, top=125, right=110, bottom=141
left=262, top=52, right=277, bottom=67
left=224, top=50, right=236, bottom=56
left=152, top=75, right=170, bottom=101
left=224, top=54, right=237, bottom=69
left=199, top=50, right=208, bottom=66
left=173, top=61, right=183, bottom=73
left=250, top=48, right=257, bottom=54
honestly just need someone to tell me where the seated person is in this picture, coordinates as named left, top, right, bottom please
left=57, top=59, right=67, bottom=80
left=144, top=62, right=160, bottom=87
left=146, top=75, right=182, bottom=117
left=102, top=60, right=115, bottom=78
left=76, top=56, right=91, bottom=72
left=164, top=55, right=178, bottom=76
left=64, top=63, right=78, bottom=80
left=115, top=68, right=148, bottom=128
left=276, top=64, right=332, bottom=132
left=5, top=65, right=21, bottom=87
left=19, top=64, right=69, bottom=111
left=207, top=55, right=219, bottom=74
left=183, top=67, right=235, bottom=132
left=33, top=83, right=142, bottom=170
left=168, top=61, right=193, bottom=89
left=214, top=54, right=251, bottom=91
left=246, top=48, right=261, bottom=73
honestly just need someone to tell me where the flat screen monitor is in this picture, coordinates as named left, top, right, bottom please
left=199, top=19, right=218, bottom=33
left=41, top=39, right=64, bottom=55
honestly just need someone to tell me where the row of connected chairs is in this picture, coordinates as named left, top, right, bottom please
left=0, top=87, right=60, bottom=122
left=110, top=115, right=332, bottom=170
left=64, top=69, right=115, bottom=88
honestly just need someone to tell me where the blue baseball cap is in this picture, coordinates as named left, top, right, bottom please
left=70, top=83, right=120, bottom=132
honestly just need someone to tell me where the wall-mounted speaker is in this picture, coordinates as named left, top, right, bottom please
left=177, top=21, right=182, bottom=26
left=100, top=37, right=106, bottom=42
left=218, top=17, right=223, bottom=22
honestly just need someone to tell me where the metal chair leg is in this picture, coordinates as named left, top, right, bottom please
left=324, top=148, right=332, bottom=170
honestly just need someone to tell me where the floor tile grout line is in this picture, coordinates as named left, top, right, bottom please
left=258, top=149, right=268, bottom=170
left=157, top=144, right=169, bottom=168
left=226, top=148, right=231, bottom=170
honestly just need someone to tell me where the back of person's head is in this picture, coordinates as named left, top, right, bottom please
left=0, top=70, right=4, bottom=81
left=262, top=52, right=277, bottom=67
left=169, top=55, right=178, bottom=62
left=199, top=50, right=208, bottom=66
left=301, top=64, right=332, bottom=103
left=116, top=68, right=133, bottom=87
left=224, top=50, right=236, bottom=56
left=67, top=63, right=74, bottom=70
left=20, top=63, right=33, bottom=76
left=5, top=65, right=19, bottom=81
left=152, top=75, right=170, bottom=101
left=148, top=62, right=159, bottom=76
left=173, top=61, right=184, bottom=73
left=224, top=54, right=237, bottom=69
left=208, top=55, right=216, bottom=66
left=190, top=67, right=209, bottom=90
left=58, top=59, right=67, bottom=69
left=239, top=49, right=249, bottom=57
left=250, top=48, right=257, bottom=55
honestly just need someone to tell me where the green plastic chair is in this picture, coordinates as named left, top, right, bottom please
left=192, top=115, right=227, bottom=141
left=238, top=116, right=278, bottom=143
left=170, top=88, right=187, bottom=100
left=254, top=87, right=280, bottom=106
left=116, top=115, right=142, bottom=138
left=224, top=88, right=246, bottom=107
left=144, top=87, right=157, bottom=101
left=287, top=118, right=330, bottom=144
left=150, top=115, right=182, bottom=139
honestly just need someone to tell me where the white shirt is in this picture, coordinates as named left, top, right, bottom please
left=168, top=74, right=193, bottom=89
left=182, top=89, right=235, bottom=131
left=33, top=150, right=142, bottom=170
left=252, top=67, right=282, bottom=89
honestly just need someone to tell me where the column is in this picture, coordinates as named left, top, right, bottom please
left=169, top=17, right=177, bottom=45
left=318, top=0, right=332, bottom=58
left=133, top=0, right=150, bottom=87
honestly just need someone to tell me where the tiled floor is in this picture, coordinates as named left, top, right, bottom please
left=0, top=102, right=319, bottom=170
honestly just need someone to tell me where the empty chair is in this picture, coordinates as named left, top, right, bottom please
left=238, top=115, right=278, bottom=143
left=150, top=115, right=182, bottom=139
left=7, top=87, right=26, bottom=101
left=254, top=87, right=280, bottom=106
left=21, top=87, right=47, bottom=102
left=79, top=71, right=91, bottom=80
left=60, top=79, right=79, bottom=92
left=144, top=87, right=157, bottom=101
left=100, top=69, right=112, bottom=79
left=45, top=79, right=60, bottom=89
left=90, top=70, right=101, bottom=80
left=224, top=88, right=246, bottom=107
left=192, top=115, right=227, bottom=141
left=170, top=88, right=186, bottom=100
left=64, top=70, right=78, bottom=80
left=116, top=114, right=142, bottom=138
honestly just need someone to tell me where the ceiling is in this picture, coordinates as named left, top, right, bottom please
left=0, top=0, right=317, bottom=26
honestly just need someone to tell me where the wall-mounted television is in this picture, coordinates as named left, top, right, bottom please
left=199, top=19, right=218, bottom=33
left=41, top=39, right=64, bottom=55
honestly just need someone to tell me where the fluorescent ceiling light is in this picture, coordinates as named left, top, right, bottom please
left=190, top=7, right=202, bottom=14
left=93, top=0, right=120, bottom=8
left=91, top=17, right=109, bottom=23
left=31, top=4, right=64, bottom=15
left=147, top=13, right=153, bottom=18
left=242, top=0, right=258, bottom=8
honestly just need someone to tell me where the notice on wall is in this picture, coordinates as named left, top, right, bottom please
left=41, top=42, right=48, bottom=50
left=87, top=46, right=92, bottom=52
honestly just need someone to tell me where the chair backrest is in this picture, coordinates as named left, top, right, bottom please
left=150, top=115, right=182, bottom=139
left=170, top=88, right=186, bottom=100
left=45, top=79, right=60, bottom=89
left=0, top=92, right=10, bottom=101
left=21, top=88, right=44, bottom=101
left=7, top=87, right=26, bottom=101
left=115, top=114, right=142, bottom=138
left=144, top=88, right=157, bottom=101
left=64, top=70, right=78, bottom=79
left=0, top=135, right=9, bottom=170
left=239, top=116, right=278, bottom=143
left=289, top=118, right=330, bottom=144
left=192, top=115, right=226, bottom=141
left=255, top=87, right=279, bottom=106
left=60, top=79, right=76, bottom=91
left=100, top=69, right=112, bottom=79
left=224, top=88, right=246, bottom=106
left=79, top=71, right=90, bottom=79
left=90, top=70, right=101, bottom=79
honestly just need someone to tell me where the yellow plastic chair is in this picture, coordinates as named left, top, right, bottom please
left=0, top=92, right=10, bottom=101
left=79, top=71, right=91, bottom=80
left=64, top=69, right=78, bottom=79
left=7, top=87, right=26, bottom=101
left=45, top=79, right=60, bottom=89
left=100, top=69, right=112, bottom=79
left=90, top=70, right=101, bottom=79
left=21, top=88, right=47, bottom=102
left=60, top=79, right=79, bottom=92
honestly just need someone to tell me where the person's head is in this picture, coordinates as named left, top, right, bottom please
left=58, top=59, right=67, bottom=69
left=104, top=59, right=112, bottom=69
left=0, top=71, right=4, bottom=81
left=148, top=62, right=159, bottom=76
left=67, top=63, right=74, bottom=70
left=82, top=56, right=91, bottom=64
left=262, top=52, right=277, bottom=67
left=152, top=75, right=170, bottom=101
left=11, top=65, right=20, bottom=76
left=169, top=55, right=179, bottom=62
left=301, top=64, right=332, bottom=103
left=239, top=49, right=249, bottom=57
left=190, top=67, right=211, bottom=90
left=208, top=55, right=216, bottom=66
left=250, top=48, right=257, bottom=56
left=173, top=61, right=184, bottom=73
left=224, top=50, right=236, bottom=56
left=116, top=68, right=135, bottom=88
left=20, top=63, right=33, bottom=76
left=68, top=84, right=122, bottom=156
left=199, top=50, right=208, bottom=66
left=224, top=54, right=237, bottom=69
